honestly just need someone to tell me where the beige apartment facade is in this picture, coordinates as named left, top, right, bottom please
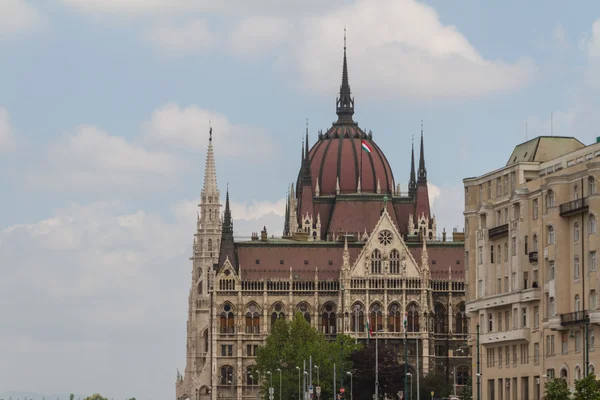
left=464, top=136, right=600, bottom=400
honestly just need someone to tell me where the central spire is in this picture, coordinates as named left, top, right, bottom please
left=336, top=28, right=354, bottom=123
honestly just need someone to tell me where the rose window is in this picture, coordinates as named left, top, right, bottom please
left=378, top=230, right=393, bottom=246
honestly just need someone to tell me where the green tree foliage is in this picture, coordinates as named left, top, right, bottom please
left=458, top=377, right=472, bottom=400
left=543, top=378, right=571, bottom=400
left=573, top=374, right=600, bottom=400
left=350, top=341, right=404, bottom=399
left=253, top=313, right=358, bottom=400
left=419, top=373, right=450, bottom=399
left=82, top=395, right=108, bottom=400
left=69, top=395, right=74, bottom=400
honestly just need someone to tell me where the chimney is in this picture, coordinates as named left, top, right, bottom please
left=251, top=232, right=258, bottom=241
left=260, top=226, right=268, bottom=241
left=442, top=228, right=447, bottom=242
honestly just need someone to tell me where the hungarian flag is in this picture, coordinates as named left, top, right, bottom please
left=361, top=140, right=372, bottom=153
left=366, top=319, right=372, bottom=338
left=403, top=313, right=408, bottom=332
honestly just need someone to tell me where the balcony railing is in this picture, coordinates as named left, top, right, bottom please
left=488, top=223, right=509, bottom=240
left=529, top=251, right=538, bottom=263
left=559, top=197, right=589, bottom=217
left=560, top=311, right=588, bottom=326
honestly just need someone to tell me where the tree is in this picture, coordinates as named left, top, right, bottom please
left=253, top=312, right=358, bottom=400
left=573, top=374, right=600, bottom=400
left=350, top=341, right=404, bottom=399
left=82, top=395, right=108, bottom=400
left=69, top=395, right=74, bottom=400
left=544, top=378, right=571, bottom=400
left=458, top=377, right=472, bottom=400
left=419, top=373, right=450, bottom=399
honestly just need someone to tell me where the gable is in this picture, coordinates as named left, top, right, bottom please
left=349, top=209, right=421, bottom=278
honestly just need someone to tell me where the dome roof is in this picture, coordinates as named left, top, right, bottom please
left=305, top=124, right=394, bottom=196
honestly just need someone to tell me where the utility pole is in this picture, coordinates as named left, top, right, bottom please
left=416, top=336, right=420, bottom=400
left=586, top=315, right=590, bottom=376
left=476, top=323, right=481, bottom=400
left=375, top=326, right=379, bottom=400
left=404, top=320, right=408, bottom=400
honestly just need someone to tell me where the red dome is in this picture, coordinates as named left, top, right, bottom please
left=303, top=123, right=395, bottom=196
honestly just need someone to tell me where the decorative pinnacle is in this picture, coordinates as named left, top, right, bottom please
left=336, top=29, right=354, bottom=123
left=418, top=121, right=427, bottom=182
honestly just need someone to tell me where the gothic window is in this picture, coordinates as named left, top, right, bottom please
left=220, top=366, right=233, bottom=385
left=208, top=239, right=213, bottom=251
left=297, top=302, right=311, bottom=325
left=200, top=239, right=204, bottom=252
left=321, top=303, right=336, bottom=334
left=245, top=303, right=261, bottom=334
left=434, top=302, right=447, bottom=334
left=198, top=280, right=203, bottom=295
left=246, top=367, right=255, bottom=385
left=407, top=303, right=420, bottom=333
left=371, top=249, right=382, bottom=274
left=220, top=303, right=235, bottom=334
left=270, top=303, right=285, bottom=330
left=209, top=209, right=213, bottom=221
left=455, top=303, right=467, bottom=334
left=390, top=250, right=400, bottom=274
left=369, top=303, right=383, bottom=333
left=203, top=329, right=209, bottom=352
left=351, top=303, right=365, bottom=332
left=456, top=365, right=470, bottom=385
left=388, top=303, right=402, bottom=332
left=378, top=230, right=393, bottom=246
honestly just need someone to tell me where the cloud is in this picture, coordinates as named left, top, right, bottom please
left=286, top=0, right=535, bottom=99
left=0, top=108, right=16, bottom=152
left=144, top=18, right=217, bottom=52
left=428, top=182, right=465, bottom=235
left=0, top=0, right=44, bottom=37
left=142, top=103, right=278, bottom=159
left=29, top=125, right=186, bottom=190
left=229, top=16, right=289, bottom=55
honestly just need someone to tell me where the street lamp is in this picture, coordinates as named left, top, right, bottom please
left=314, top=365, right=319, bottom=386
left=267, top=370, right=273, bottom=395
left=452, top=366, right=456, bottom=397
left=296, top=366, right=301, bottom=400
left=346, top=372, right=353, bottom=400
left=406, top=373, right=412, bottom=400
left=304, top=371, right=309, bottom=400
left=277, top=368, right=282, bottom=400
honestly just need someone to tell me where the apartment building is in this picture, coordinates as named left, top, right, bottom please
left=464, top=136, right=600, bottom=400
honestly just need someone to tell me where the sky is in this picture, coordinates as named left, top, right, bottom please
left=2, top=0, right=600, bottom=398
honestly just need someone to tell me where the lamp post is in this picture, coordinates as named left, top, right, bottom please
left=267, top=370, right=273, bottom=398
left=476, top=323, right=480, bottom=400
left=296, top=366, right=301, bottom=400
left=452, top=366, right=456, bottom=397
left=314, top=365, right=319, bottom=386
left=346, top=372, right=353, bottom=400
left=304, top=371, right=309, bottom=400
left=406, top=373, right=412, bottom=400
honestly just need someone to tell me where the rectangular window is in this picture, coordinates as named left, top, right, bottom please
left=534, top=306, right=539, bottom=329
left=490, top=245, right=495, bottom=263
left=504, top=175, right=509, bottom=195
left=504, top=276, right=509, bottom=293
left=497, top=278, right=502, bottom=295
left=574, top=257, right=580, bottom=280
left=478, top=246, right=483, bottom=264
left=498, top=348, right=503, bottom=366
left=512, top=237, right=516, bottom=256
left=591, top=251, right=597, bottom=272
left=533, top=199, right=539, bottom=220
left=506, top=346, right=510, bottom=365
left=511, top=172, right=516, bottom=191
left=247, top=344, right=251, bottom=356
left=228, top=345, right=233, bottom=356
left=496, top=210, right=502, bottom=226
left=505, top=311, right=510, bottom=331
left=504, top=242, right=509, bottom=260
left=512, top=345, right=517, bottom=365
left=562, top=332, right=568, bottom=354
left=221, top=345, right=227, bottom=356
left=534, top=343, right=540, bottom=363
left=497, top=178, right=502, bottom=197
left=513, top=308, right=518, bottom=329
left=488, top=313, right=493, bottom=332
left=487, top=181, right=492, bottom=199
left=478, top=280, right=483, bottom=297
left=479, top=184, right=483, bottom=202
left=523, top=271, right=529, bottom=289
left=575, top=331, right=581, bottom=352
left=525, top=235, right=528, bottom=255
left=591, top=329, right=595, bottom=350
left=549, top=261, right=555, bottom=280
left=512, top=272, right=517, bottom=291
left=522, top=307, right=527, bottom=328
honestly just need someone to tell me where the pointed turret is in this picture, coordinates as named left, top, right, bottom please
left=218, top=186, right=238, bottom=271
left=336, top=29, right=355, bottom=124
left=283, top=194, right=290, bottom=236
left=418, top=122, right=427, bottom=183
left=408, top=136, right=417, bottom=198
left=415, top=122, right=432, bottom=226
left=202, top=127, right=219, bottom=199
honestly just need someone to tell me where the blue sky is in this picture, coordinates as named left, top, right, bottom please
left=2, top=0, right=600, bottom=399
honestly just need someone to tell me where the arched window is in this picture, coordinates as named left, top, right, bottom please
left=297, top=302, right=311, bottom=325
left=548, top=226, right=555, bottom=245
left=434, top=302, right=447, bottom=334
left=456, top=365, right=470, bottom=385
left=270, top=303, right=285, bottom=330
left=388, top=303, right=402, bottom=332
left=590, top=177, right=597, bottom=195
left=533, top=234, right=538, bottom=251
left=591, top=365, right=596, bottom=375
left=209, top=209, right=213, bottom=221
left=560, top=368, right=568, bottom=380
left=220, top=304, right=235, bottom=333
left=574, top=222, right=580, bottom=242
left=390, top=250, right=400, bottom=274
left=321, top=303, right=336, bottom=334
left=591, top=214, right=597, bottom=234
left=369, top=303, right=383, bottom=333
left=455, top=303, right=467, bottom=334
left=351, top=304, right=365, bottom=332
left=575, top=366, right=581, bottom=381
left=203, top=329, right=209, bottom=352
left=546, top=190, right=555, bottom=209
left=371, top=249, right=382, bottom=274
left=246, top=367, right=255, bottom=385
left=245, top=303, right=261, bottom=334
left=198, top=280, right=203, bottom=295
left=220, top=366, right=233, bottom=385
left=407, top=303, right=420, bottom=333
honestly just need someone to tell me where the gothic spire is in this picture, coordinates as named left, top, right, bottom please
left=222, top=185, right=233, bottom=234
left=418, top=121, right=427, bottom=183
left=284, top=194, right=290, bottom=235
left=202, top=127, right=219, bottom=199
left=336, top=28, right=354, bottom=123
left=305, top=119, right=309, bottom=160
left=409, top=135, right=417, bottom=197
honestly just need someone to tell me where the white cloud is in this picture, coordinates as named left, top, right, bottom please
left=0, top=107, right=16, bottom=152
left=229, top=16, right=289, bottom=55
left=144, top=18, right=216, bottom=52
left=142, top=103, right=278, bottom=159
left=0, top=0, right=43, bottom=37
left=287, top=0, right=535, bottom=99
left=30, top=125, right=186, bottom=190
left=428, top=182, right=465, bottom=235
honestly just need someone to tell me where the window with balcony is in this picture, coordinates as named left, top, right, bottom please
left=533, top=198, right=539, bottom=220
left=522, top=307, right=527, bottom=328
left=575, top=295, right=581, bottom=312
left=574, top=222, right=580, bottom=242
left=533, top=234, right=538, bottom=251
left=534, top=306, right=539, bottom=329
left=574, top=257, right=580, bottom=280
left=574, top=184, right=580, bottom=200
left=591, top=214, right=597, bottom=234
left=547, top=225, right=555, bottom=244
left=590, top=290, right=597, bottom=310
left=488, top=313, right=493, bottom=333
left=561, top=332, right=568, bottom=354
left=550, top=297, right=556, bottom=316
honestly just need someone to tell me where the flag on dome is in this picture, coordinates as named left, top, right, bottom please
left=361, top=140, right=372, bottom=153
